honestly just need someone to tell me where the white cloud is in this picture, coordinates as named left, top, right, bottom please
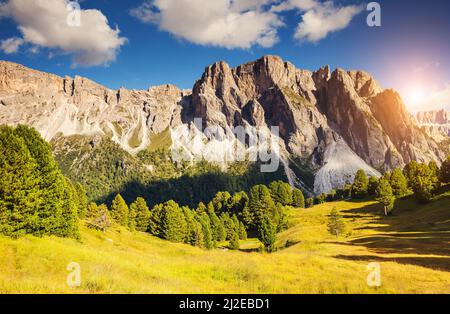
left=0, top=37, right=24, bottom=54
left=0, top=0, right=127, bottom=67
left=273, top=0, right=363, bottom=43
left=130, top=0, right=283, bottom=49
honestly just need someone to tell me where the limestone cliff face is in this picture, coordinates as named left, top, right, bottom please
left=415, top=109, right=450, bottom=143
left=0, top=61, right=189, bottom=154
left=0, top=56, right=445, bottom=194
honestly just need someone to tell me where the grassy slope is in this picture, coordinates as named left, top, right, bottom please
left=0, top=195, right=449, bottom=294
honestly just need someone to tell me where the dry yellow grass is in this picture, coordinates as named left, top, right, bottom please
left=0, top=195, right=449, bottom=294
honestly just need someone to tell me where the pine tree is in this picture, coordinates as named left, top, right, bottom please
left=292, top=188, right=305, bottom=208
left=229, top=191, right=249, bottom=216
left=159, top=200, right=187, bottom=242
left=209, top=210, right=226, bottom=242
left=74, top=183, right=88, bottom=219
left=238, top=221, right=247, bottom=240
left=210, top=191, right=232, bottom=213
left=367, top=176, right=379, bottom=196
left=327, top=207, right=346, bottom=237
left=228, top=229, right=240, bottom=250
left=221, top=212, right=236, bottom=240
left=269, top=181, right=293, bottom=206
left=14, top=125, right=79, bottom=237
left=129, top=197, right=150, bottom=232
left=257, top=215, right=277, bottom=253
left=110, top=194, right=129, bottom=226
left=149, top=203, right=164, bottom=236
left=56, top=177, right=80, bottom=238
left=128, top=206, right=136, bottom=231
left=197, top=213, right=214, bottom=249
left=389, top=168, right=409, bottom=197
left=89, top=204, right=111, bottom=232
left=248, top=184, right=275, bottom=230
left=440, top=156, right=450, bottom=184
left=376, top=178, right=395, bottom=215
left=429, top=161, right=440, bottom=190
left=352, top=170, right=369, bottom=199
left=404, top=162, right=437, bottom=203
left=86, top=202, right=100, bottom=219
left=184, top=208, right=204, bottom=247
left=0, top=125, right=79, bottom=238
left=0, top=125, right=40, bottom=237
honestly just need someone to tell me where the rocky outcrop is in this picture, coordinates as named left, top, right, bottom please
left=0, top=61, right=190, bottom=154
left=415, top=109, right=450, bottom=143
left=0, top=56, right=445, bottom=194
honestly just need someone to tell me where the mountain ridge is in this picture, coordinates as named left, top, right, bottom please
left=0, top=56, right=446, bottom=195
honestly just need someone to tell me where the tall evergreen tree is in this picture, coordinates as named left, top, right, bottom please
left=247, top=184, right=275, bottom=230
left=14, top=125, right=79, bottom=236
left=0, top=126, right=40, bottom=237
left=404, top=162, right=438, bottom=203
left=88, top=204, right=111, bottom=232
left=110, top=194, right=129, bottom=226
left=257, top=215, right=277, bottom=253
left=327, top=207, right=346, bottom=237
left=0, top=125, right=79, bottom=238
left=440, top=156, right=450, bottom=184
left=86, top=202, right=100, bottom=219
left=129, top=197, right=150, bottom=232
left=376, top=178, right=395, bottom=215
left=367, top=176, right=379, bottom=196
left=228, top=229, right=240, bottom=250
left=128, top=205, right=137, bottom=231
left=197, top=213, right=214, bottom=249
left=238, top=221, right=247, bottom=240
left=269, top=181, right=293, bottom=205
left=209, top=210, right=226, bottom=242
left=220, top=212, right=236, bottom=241
left=292, top=188, right=305, bottom=208
left=389, top=168, right=409, bottom=197
left=352, top=170, right=369, bottom=199
left=74, top=183, right=88, bottom=219
left=159, top=200, right=187, bottom=242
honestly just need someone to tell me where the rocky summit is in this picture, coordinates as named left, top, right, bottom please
left=0, top=56, right=446, bottom=195
left=415, top=109, right=450, bottom=143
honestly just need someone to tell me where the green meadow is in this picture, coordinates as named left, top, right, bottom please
left=1, top=194, right=449, bottom=294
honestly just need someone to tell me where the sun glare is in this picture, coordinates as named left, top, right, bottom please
left=406, top=88, right=426, bottom=107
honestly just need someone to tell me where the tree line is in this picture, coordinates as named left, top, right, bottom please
left=312, top=158, right=450, bottom=215
left=86, top=180, right=306, bottom=252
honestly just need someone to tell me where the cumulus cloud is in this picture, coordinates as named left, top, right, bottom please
left=130, top=0, right=283, bottom=49
left=131, top=0, right=363, bottom=48
left=0, top=37, right=24, bottom=54
left=0, top=0, right=127, bottom=67
left=274, top=0, right=363, bottom=43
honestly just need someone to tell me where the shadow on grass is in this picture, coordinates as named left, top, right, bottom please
left=335, top=254, right=450, bottom=272
left=333, top=194, right=450, bottom=271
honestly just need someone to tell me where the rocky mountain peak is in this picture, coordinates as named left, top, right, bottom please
left=0, top=56, right=446, bottom=195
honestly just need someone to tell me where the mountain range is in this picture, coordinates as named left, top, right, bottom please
left=0, top=56, right=447, bottom=199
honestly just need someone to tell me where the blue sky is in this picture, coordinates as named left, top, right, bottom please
left=0, top=0, right=449, bottom=112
